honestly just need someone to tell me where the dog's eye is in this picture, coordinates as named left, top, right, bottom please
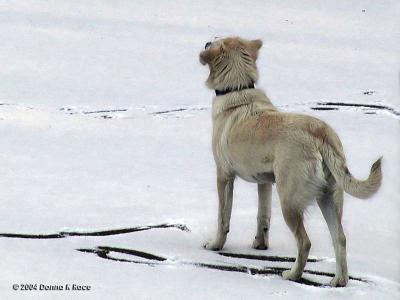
left=205, top=42, right=212, bottom=50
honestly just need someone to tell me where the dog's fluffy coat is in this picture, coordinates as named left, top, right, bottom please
left=200, top=37, right=382, bottom=287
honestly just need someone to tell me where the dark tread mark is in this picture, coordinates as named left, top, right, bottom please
left=311, top=107, right=339, bottom=111
left=77, top=246, right=324, bottom=287
left=219, top=252, right=366, bottom=282
left=317, top=102, right=400, bottom=116
left=77, top=246, right=370, bottom=287
left=219, top=253, right=367, bottom=283
left=192, top=262, right=324, bottom=287
left=0, top=233, right=64, bottom=239
left=0, top=223, right=190, bottom=239
left=59, top=108, right=128, bottom=116
left=152, top=108, right=188, bottom=115
left=77, top=246, right=166, bottom=262
left=218, top=252, right=323, bottom=262
left=151, top=107, right=207, bottom=115
left=97, top=246, right=167, bottom=261
left=77, top=248, right=146, bottom=264
left=83, top=109, right=128, bottom=115
left=98, top=115, right=114, bottom=119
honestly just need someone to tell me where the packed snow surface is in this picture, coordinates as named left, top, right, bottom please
left=0, top=1, right=399, bottom=299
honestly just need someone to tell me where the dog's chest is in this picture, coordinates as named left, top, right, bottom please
left=212, top=116, right=234, bottom=174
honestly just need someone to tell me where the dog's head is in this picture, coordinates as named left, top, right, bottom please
left=199, top=37, right=263, bottom=91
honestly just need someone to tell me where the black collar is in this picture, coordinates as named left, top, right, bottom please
left=215, top=83, right=255, bottom=96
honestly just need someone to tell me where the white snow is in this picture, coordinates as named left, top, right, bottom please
left=0, top=1, right=399, bottom=299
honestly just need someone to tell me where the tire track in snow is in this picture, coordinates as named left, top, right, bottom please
left=77, top=245, right=370, bottom=288
left=312, top=102, right=400, bottom=116
left=0, top=223, right=189, bottom=239
left=56, top=101, right=399, bottom=119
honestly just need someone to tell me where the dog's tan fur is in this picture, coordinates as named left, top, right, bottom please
left=200, top=37, right=382, bottom=287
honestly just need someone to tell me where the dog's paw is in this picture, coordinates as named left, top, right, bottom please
left=282, top=270, right=301, bottom=281
left=203, top=240, right=223, bottom=251
left=330, top=275, right=349, bottom=287
left=252, top=237, right=268, bottom=250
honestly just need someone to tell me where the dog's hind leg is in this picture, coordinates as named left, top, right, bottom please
left=317, top=185, right=349, bottom=287
left=253, top=183, right=272, bottom=249
left=204, top=174, right=235, bottom=250
left=275, top=171, right=312, bottom=281
left=280, top=207, right=311, bottom=281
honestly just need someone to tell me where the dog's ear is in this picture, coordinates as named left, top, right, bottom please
left=247, top=39, right=263, bottom=60
left=199, top=46, right=221, bottom=66
left=221, top=38, right=240, bottom=52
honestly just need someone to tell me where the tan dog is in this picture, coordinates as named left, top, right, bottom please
left=200, top=37, right=382, bottom=287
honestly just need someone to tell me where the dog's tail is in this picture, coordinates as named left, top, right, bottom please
left=320, top=127, right=382, bottom=199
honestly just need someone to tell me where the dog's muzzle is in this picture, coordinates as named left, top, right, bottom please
left=204, top=41, right=212, bottom=49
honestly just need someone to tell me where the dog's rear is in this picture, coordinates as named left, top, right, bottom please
left=306, top=119, right=382, bottom=199
left=320, top=130, right=382, bottom=199
left=314, top=123, right=382, bottom=286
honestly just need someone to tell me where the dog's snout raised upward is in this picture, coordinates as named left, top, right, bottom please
left=205, top=41, right=212, bottom=49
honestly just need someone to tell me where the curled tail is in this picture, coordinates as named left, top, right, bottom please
left=320, top=130, right=382, bottom=199
left=341, top=157, right=382, bottom=199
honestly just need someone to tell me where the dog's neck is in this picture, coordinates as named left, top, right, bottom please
left=212, top=88, right=277, bottom=119
left=215, top=82, right=255, bottom=96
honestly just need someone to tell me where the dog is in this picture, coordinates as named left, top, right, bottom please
left=199, top=37, right=382, bottom=287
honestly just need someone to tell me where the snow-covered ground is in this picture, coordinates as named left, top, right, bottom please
left=0, top=1, right=399, bottom=299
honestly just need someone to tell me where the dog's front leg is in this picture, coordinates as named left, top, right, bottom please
left=253, top=183, right=272, bottom=249
left=204, top=175, right=235, bottom=250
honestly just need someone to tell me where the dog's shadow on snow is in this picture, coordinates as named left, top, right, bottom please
left=0, top=223, right=369, bottom=287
